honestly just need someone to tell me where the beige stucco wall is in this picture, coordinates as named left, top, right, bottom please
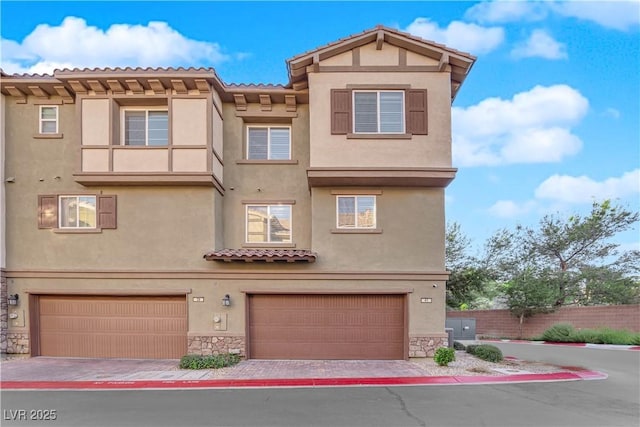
left=81, top=98, right=110, bottom=146
left=172, top=98, right=207, bottom=146
left=360, top=42, right=400, bottom=66
left=173, top=148, right=208, bottom=172
left=113, top=148, right=168, bottom=172
left=81, top=148, right=110, bottom=171
left=310, top=187, right=446, bottom=271
left=221, top=104, right=312, bottom=250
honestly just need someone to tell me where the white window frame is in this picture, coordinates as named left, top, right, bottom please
left=120, top=107, right=169, bottom=146
left=352, top=90, right=405, bottom=134
left=245, top=204, right=293, bottom=243
left=336, top=195, right=377, bottom=229
left=39, top=105, right=59, bottom=134
left=58, top=195, right=97, bottom=229
left=246, top=125, right=292, bottom=160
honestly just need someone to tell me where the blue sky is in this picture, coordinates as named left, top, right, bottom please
left=2, top=1, right=639, bottom=253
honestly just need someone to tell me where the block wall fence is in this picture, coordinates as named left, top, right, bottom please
left=448, top=305, right=640, bottom=339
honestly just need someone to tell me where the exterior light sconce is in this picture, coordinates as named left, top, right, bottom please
left=8, top=294, right=19, bottom=306
left=221, top=294, right=231, bottom=307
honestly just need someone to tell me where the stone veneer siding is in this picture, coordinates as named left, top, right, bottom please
left=188, top=335, right=246, bottom=357
left=0, top=270, right=6, bottom=353
left=409, top=336, right=448, bottom=358
left=6, top=332, right=29, bottom=354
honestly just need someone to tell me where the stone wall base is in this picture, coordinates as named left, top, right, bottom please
left=6, top=332, right=30, bottom=354
left=0, top=270, right=6, bottom=353
left=409, top=336, right=448, bottom=358
left=188, top=335, right=246, bottom=357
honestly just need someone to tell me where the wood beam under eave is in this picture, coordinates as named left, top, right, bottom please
left=376, top=30, right=384, bottom=50
left=106, top=80, right=125, bottom=94
left=68, top=80, right=88, bottom=94
left=87, top=80, right=107, bottom=95
left=285, top=95, right=297, bottom=112
left=171, top=79, right=188, bottom=94
left=292, top=81, right=308, bottom=91
left=124, top=79, right=145, bottom=94
left=438, top=53, right=450, bottom=72
left=28, top=85, right=49, bottom=99
left=259, top=94, right=272, bottom=111
left=148, top=79, right=166, bottom=95
left=54, top=85, right=74, bottom=104
left=194, top=79, right=210, bottom=93
left=233, top=94, right=247, bottom=111
left=4, top=86, right=27, bottom=103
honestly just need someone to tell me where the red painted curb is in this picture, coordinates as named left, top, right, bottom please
left=0, top=371, right=607, bottom=390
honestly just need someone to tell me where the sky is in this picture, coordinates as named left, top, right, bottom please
left=1, top=0, right=639, bottom=254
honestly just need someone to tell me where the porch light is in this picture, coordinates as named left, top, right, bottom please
left=222, top=294, right=231, bottom=307
left=7, top=294, right=19, bottom=306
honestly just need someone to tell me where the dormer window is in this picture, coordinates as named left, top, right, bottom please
left=122, top=109, right=168, bottom=146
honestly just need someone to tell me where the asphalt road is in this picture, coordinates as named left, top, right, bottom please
left=2, top=345, right=638, bottom=427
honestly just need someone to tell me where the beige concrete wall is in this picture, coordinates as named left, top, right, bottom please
left=360, top=42, right=399, bottom=66
left=172, top=148, right=207, bottom=172
left=221, top=104, right=312, bottom=250
left=172, top=98, right=207, bottom=146
left=81, top=99, right=110, bottom=145
left=310, top=187, right=446, bottom=271
left=113, top=148, right=168, bottom=172
left=81, top=148, right=110, bottom=172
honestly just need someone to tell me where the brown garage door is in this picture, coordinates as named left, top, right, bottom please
left=248, top=294, right=406, bottom=360
left=38, top=295, right=187, bottom=359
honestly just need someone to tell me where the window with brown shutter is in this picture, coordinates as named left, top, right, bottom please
left=331, top=89, right=352, bottom=134
left=97, top=195, right=117, bottom=229
left=406, top=89, right=428, bottom=135
left=37, top=194, right=117, bottom=231
left=38, top=195, right=58, bottom=229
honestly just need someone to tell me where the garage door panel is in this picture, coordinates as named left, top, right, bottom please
left=38, top=295, right=187, bottom=359
left=249, top=294, right=405, bottom=360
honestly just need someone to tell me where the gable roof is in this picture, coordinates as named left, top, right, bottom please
left=286, top=25, right=476, bottom=100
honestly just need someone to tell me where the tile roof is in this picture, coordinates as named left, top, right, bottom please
left=204, top=249, right=317, bottom=263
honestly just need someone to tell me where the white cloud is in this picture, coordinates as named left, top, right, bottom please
left=465, top=0, right=548, bottom=23
left=1, top=16, right=230, bottom=74
left=603, top=107, right=621, bottom=119
left=452, top=84, right=589, bottom=167
left=551, top=1, right=640, bottom=31
left=511, top=29, right=568, bottom=60
left=404, top=17, right=504, bottom=55
left=465, top=1, right=639, bottom=31
left=487, top=200, right=537, bottom=218
left=534, top=169, right=640, bottom=203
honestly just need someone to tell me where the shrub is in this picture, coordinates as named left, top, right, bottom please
left=453, top=341, right=466, bottom=351
left=472, top=344, right=503, bottom=363
left=434, top=347, right=456, bottom=366
left=465, top=344, right=479, bottom=355
left=541, top=323, right=576, bottom=342
left=179, top=353, right=241, bottom=370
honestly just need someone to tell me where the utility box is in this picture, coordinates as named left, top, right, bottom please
left=445, top=318, right=476, bottom=341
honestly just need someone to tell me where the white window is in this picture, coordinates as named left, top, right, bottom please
left=353, top=91, right=404, bottom=134
left=337, top=196, right=376, bottom=228
left=247, top=126, right=291, bottom=160
left=122, top=109, right=168, bottom=146
left=39, top=106, right=58, bottom=134
left=246, top=205, right=292, bottom=243
left=59, top=195, right=97, bottom=229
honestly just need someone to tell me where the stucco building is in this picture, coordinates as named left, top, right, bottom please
left=0, top=26, right=475, bottom=360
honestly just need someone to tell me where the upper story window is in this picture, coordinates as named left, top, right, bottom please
left=122, top=109, right=168, bottom=146
left=246, top=204, right=292, bottom=243
left=39, top=106, right=58, bottom=134
left=337, top=195, right=376, bottom=229
left=353, top=91, right=404, bottom=134
left=247, top=126, right=291, bottom=160
left=59, top=195, right=97, bottom=229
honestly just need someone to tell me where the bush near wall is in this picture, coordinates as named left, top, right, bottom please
left=448, top=305, right=640, bottom=339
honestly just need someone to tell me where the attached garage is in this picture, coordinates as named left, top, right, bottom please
left=34, top=295, right=187, bottom=359
left=248, top=294, right=407, bottom=360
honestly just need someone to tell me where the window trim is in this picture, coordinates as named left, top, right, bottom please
left=336, top=195, right=377, bottom=229
left=246, top=125, right=292, bottom=160
left=39, top=105, right=59, bottom=134
left=120, top=107, right=169, bottom=146
left=245, top=204, right=293, bottom=244
left=58, top=195, right=98, bottom=230
left=352, top=90, right=405, bottom=135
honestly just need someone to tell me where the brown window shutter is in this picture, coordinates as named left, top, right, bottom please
left=406, top=89, right=428, bottom=135
left=38, top=195, right=58, bottom=229
left=331, top=89, right=352, bottom=134
left=97, top=195, right=117, bottom=229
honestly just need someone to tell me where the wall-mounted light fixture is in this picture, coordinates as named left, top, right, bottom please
left=221, top=294, right=231, bottom=307
left=7, top=294, right=19, bottom=306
